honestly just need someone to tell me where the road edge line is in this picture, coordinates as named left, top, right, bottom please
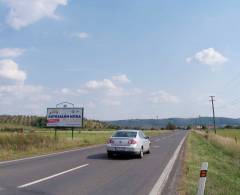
left=0, top=132, right=176, bottom=165
left=0, top=144, right=104, bottom=165
left=18, top=164, right=89, bottom=188
left=149, top=133, right=187, bottom=195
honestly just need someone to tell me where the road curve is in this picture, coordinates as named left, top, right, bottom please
left=0, top=130, right=187, bottom=195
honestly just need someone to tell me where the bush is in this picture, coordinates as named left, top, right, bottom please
left=225, top=125, right=233, bottom=129
left=165, top=122, right=176, bottom=130
left=0, top=127, right=23, bottom=132
left=31, top=117, right=47, bottom=128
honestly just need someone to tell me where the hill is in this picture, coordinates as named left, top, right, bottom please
left=0, top=115, right=117, bottom=130
left=107, top=117, right=240, bottom=129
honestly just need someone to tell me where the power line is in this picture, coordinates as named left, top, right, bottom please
left=211, top=71, right=240, bottom=111
left=216, top=96, right=240, bottom=110
left=222, top=71, right=240, bottom=90
left=216, top=70, right=240, bottom=96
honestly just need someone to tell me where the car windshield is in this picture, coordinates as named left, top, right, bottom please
left=113, top=131, right=137, bottom=138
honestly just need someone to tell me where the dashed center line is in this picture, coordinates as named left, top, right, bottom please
left=18, top=164, right=89, bottom=188
left=152, top=146, right=160, bottom=148
left=154, top=133, right=177, bottom=142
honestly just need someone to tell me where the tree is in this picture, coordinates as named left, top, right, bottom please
left=166, top=122, right=176, bottom=130
left=32, top=117, right=47, bottom=128
left=224, top=125, right=233, bottom=129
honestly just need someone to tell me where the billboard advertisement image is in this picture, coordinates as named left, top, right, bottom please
left=47, top=108, right=84, bottom=127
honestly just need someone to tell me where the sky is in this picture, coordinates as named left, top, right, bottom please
left=0, top=0, right=240, bottom=120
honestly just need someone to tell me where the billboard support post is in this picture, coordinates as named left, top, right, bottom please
left=72, top=128, right=74, bottom=140
left=54, top=128, right=57, bottom=141
left=47, top=103, right=84, bottom=141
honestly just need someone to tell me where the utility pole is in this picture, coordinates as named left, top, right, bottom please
left=209, top=96, right=216, bottom=134
left=199, top=115, right=202, bottom=128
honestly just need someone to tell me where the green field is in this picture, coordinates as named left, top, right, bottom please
left=179, top=131, right=240, bottom=195
left=215, top=129, right=240, bottom=140
left=0, top=129, right=164, bottom=161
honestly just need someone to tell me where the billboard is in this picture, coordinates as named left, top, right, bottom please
left=47, top=107, right=84, bottom=127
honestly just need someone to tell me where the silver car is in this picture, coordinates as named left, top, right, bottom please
left=106, top=130, right=151, bottom=158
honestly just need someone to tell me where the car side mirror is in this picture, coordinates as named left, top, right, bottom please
left=145, top=136, right=150, bottom=139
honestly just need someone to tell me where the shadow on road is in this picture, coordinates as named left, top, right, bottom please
left=87, top=153, right=135, bottom=161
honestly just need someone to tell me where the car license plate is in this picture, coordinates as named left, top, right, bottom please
left=115, top=147, right=125, bottom=151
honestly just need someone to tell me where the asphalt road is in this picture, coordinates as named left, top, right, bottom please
left=0, top=130, right=187, bottom=195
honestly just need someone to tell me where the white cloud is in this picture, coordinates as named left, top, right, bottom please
left=82, top=76, right=143, bottom=108
left=187, top=48, right=228, bottom=71
left=106, top=87, right=142, bottom=97
left=131, top=88, right=143, bottom=95
left=72, top=32, right=90, bottom=39
left=77, top=88, right=88, bottom=94
left=1, top=0, right=68, bottom=29
left=112, top=74, right=130, bottom=83
left=85, top=75, right=133, bottom=96
left=60, top=88, right=70, bottom=94
left=0, top=84, right=51, bottom=103
left=102, top=99, right=121, bottom=106
left=86, top=101, right=96, bottom=109
left=106, top=87, right=127, bottom=97
left=0, top=48, right=25, bottom=58
left=0, top=85, right=49, bottom=101
left=29, top=94, right=51, bottom=102
left=85, top=79, right=117, bottom=90
left=0, top=59, right=51, bottom=112
left=0, top=85, right=42, bottom=94
left=149, top=90, right=180, bottom=104
left=0, top=59, right=26, bottom=83
left=55, top=75, right=136, bottom=99
left=0, top=84, right=51, bottom=115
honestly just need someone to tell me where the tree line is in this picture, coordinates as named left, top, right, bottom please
left=0, top=115, right=119, bottom=129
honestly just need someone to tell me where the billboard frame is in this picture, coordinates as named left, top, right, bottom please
left=47, top=107, right=84, bottom=128
left=47, top=104, right=84, bottom=140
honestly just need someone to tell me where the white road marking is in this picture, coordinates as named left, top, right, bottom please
left=0, top=144, right=104, bottom=165
left=18, top=164, right=89, bottom=188
left=153, top=131, right=182, bottom=143
left=149, top=133, right=187, bottom=195
left=0, top=132, right=181, bottom=165
left=152, top=146, right=160, bottom=148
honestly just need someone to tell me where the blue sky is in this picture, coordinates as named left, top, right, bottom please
left=0, top=0, right=240, bottom=120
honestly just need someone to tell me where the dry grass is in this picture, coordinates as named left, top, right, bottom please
left=179, top=131, right=240, bottom=195
left=0, top=131, right=112, bottom=160
left=195, top=130, right=240, bottom=158
left=216, top=129, right=240, bottom=140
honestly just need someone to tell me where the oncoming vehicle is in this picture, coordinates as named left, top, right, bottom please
left=106, top=130, right=151, bottom=158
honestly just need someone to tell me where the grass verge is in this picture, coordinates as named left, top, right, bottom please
left=0, top=130, right=164, bottom=161
left=179, top=131, right=240, bottom=195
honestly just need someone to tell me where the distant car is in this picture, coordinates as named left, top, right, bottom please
left=106, top=129, right=151, bottom=158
